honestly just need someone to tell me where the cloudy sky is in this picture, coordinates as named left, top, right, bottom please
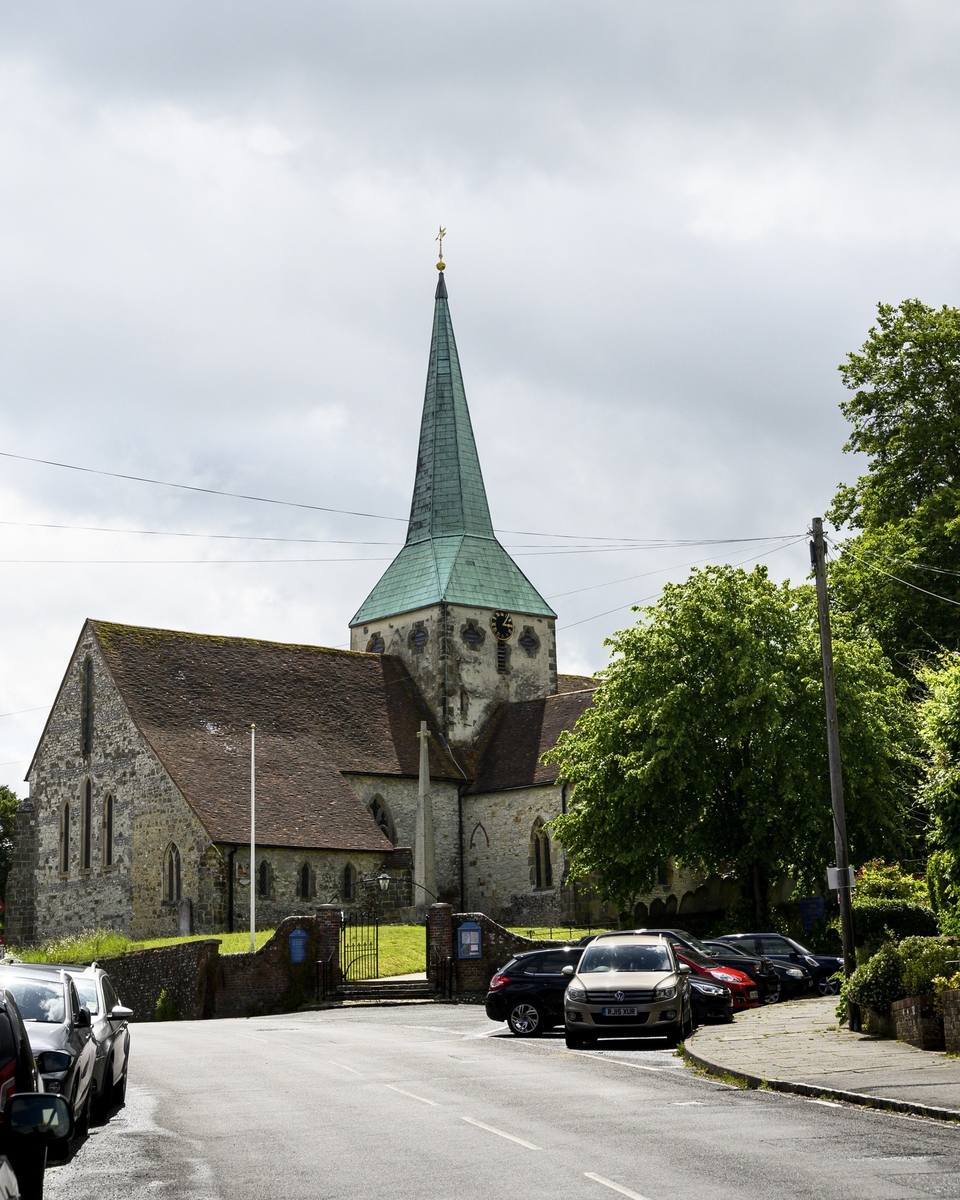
left=1, top=1, right=957, bottom=790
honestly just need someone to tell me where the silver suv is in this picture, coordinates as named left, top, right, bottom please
left=563, top=933, right=693, bottom=1049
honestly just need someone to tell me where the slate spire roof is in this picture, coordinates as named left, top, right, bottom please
left=351, top=271, right=555, bottom=626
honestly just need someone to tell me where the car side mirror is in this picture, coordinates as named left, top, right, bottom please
left=76, top=1008, right=92, bottom=1029
left=110, top=1004, right=133, bottom=1021
left=678, top=964, right=692, bottom=974
left=561, top=965, right=575, bottom=977
left=6, top=1094, right=72, bottom=1141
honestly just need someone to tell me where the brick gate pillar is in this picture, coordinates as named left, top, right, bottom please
left=426, top=903, right=454, bottom=987
left=315, top=904, right=342, bottom=992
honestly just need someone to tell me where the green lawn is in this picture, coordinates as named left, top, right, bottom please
left=377, top=925, right=426, bottom=976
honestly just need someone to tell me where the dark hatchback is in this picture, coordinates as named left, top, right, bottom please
left=715, top=933, right=842, bottom=996
left=688, top=975, right=733, bottom=1024
left=485, top=946, right=584, bottom=1036
left=641, top=928, right=782, bottom=1005
left=702, top=939, right=811, bottom=1000
left=0, top=968, right=97, bottom=1136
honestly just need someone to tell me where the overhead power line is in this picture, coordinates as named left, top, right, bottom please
left=825, top=538, right=960, bottom=609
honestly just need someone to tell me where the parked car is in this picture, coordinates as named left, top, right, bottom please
left=702, top=939, right=811, bottom=1000
left=688, top=975, right=734, bottom=1025
left=671, top=946, right=759, bottom=1010
left=0, top=967, right=97, bottom=1143
left=0, top=988, right=72, bottom=1199
left=641, top=928, right=781, bottom=1005
left=714, top=933, right=843, bottom=996
left=485, top=946, right=584, bottom=1036
left=563, top=933, right=694, bottom=1049
left=62, top=965, right=132, bottom=1120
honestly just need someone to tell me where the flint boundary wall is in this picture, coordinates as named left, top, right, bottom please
left=100, top=915, right=326, bottom=1021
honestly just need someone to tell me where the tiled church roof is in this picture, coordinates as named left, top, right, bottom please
left=90, top=621, right=460, bottom=850
left=468, top=687, right=596, bottom=794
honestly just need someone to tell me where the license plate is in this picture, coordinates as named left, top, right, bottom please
left=601, top=1006, right=638, bottom=1016
left=748, top=990, right=758, bottom=999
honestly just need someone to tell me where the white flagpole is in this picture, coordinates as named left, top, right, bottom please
left=250, top=723, right=256, bottom=953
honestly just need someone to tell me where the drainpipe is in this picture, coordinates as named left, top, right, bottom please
left=227, top=846, right=237, bottom=933
left=457, top=783, right=464, bottom=911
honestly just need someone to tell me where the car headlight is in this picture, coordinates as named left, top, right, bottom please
left=804, top=956, right=819, bottom=967
left=36, top=1051, right=72, bottom=1074
left=565, top=985, right=587, bottom=1002
left=712, top=971, right=739, bottom=983
left=786, top=968, right=805, bottom=978
left=655, top=984, right=677, bottom=1000
left=693, top=983, right=726, bottom=996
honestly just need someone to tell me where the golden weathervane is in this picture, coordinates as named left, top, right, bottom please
left=436, top=226, right=446, bottom=271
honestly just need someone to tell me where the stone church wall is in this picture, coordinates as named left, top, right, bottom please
left=462, top=784, right=568, bottom=925
left=343, top=774, right=462, bottom=906
left=350, top=603, right=557, bottom=747
left=13, top=629, right=216, bottom=943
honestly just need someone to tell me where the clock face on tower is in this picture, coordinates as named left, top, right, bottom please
left=490, top=611, right=514, bottom=641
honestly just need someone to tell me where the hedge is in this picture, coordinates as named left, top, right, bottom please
left=851, top=898, right=938, bottom=945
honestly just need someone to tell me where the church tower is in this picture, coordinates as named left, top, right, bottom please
left=350, top=267, right=557, bottom=746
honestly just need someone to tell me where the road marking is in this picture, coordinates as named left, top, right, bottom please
left=809, top=1099, right=842, bottom=1107
left=584, top=1172, right=654, bottom=1199
left=459, top=1116, right=540, bottom=1149
left=328, top=1060, right=363, bottom=1075
left=384, top=1084, right=439, bottom=1106
left=582, top=1054, right=662, bottom=1072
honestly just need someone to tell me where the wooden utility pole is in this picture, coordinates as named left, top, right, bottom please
left=250, top=723, right=256, bottom=954
left=810, top=517, right=860, bottom=1030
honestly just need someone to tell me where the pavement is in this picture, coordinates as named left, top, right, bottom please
left=687, top=997, right=960, bottom=1119
left=42, top=1002, right=960, bottom=1199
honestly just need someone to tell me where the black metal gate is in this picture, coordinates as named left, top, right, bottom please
left=340, top=912, right=380, bottom=981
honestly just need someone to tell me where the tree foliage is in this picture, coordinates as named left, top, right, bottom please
left=547, top=566, right=919, bottom=920
left=0, top=786, right=18, bottom=904
left=916, top=653, right=960, bottom=922
left=827, top=299, right=960, bottom=666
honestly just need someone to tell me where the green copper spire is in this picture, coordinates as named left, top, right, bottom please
left=350, top=272, right=555, bottom=626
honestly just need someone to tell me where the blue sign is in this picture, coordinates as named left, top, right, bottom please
left=799, top=898, right=825, bottom=931
left=458, top=922, right=482, bottom=960
left=288, top=927, right=309, bottom=964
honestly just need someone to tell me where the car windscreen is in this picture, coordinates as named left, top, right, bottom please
left=675, top=945, right=716, bottom=969
left=71, top=978, right=99, bottom=1015
left=708, top=942, right=748, bottom=957
left=4, top=979, right=65, bottom=1024
left=579, top=944, right=673, bottom=974
left=679, top=933, right=719, bottom=958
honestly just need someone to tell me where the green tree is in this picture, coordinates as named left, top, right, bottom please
left=827, top=299, right=960, bottom=667
left=917, top=653, right=960, bottom=921
left=547, top=566, right=919, bottom=923
left=0, top=786, right=19, bottom=903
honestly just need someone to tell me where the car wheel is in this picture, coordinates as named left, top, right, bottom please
left=763, top=987, right=781, bottom=1005
left=507, top=1002, right=544, bottom=1037
left=74, top=1087, right=90, bottom=1140
left=113, top=1068, right=127, bottom=1107
left=818, top=975, right=840, bottom=997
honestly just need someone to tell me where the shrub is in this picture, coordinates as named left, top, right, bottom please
left=931, top=971, right=960, bottom=1016
left=856, top=859, right=928, bottom=904
left=852, top=898, right=938, bottom=945
left=155, top=989, right=178, bottom=1021
left=898, top=935, right=960, bottom=996
left=844, top=943, right=905, bottom=1017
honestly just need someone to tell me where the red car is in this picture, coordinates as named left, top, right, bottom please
left=675, top=948, right=759, bottom=1010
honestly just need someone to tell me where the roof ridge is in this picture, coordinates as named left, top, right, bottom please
left=90, top=620, right=374, bottom=658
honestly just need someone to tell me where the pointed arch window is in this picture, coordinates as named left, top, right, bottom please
left=257, top=860, right=273, bottom=899
left=299, top=863, right=315, bottom=900
left=103, top=794, right=115, bottom=868
left=532, top=820, right=553, bottom=889
left=59, top=802, right=70, bottom=876
left=163, top=843, right=182, bottom=903
left=368, top=795, right=397, bottom=845
left=81, top=779, right=93, bottom=872
left=342, top=863, right=357, bottom=902
left=80, top=657, right=94, bottom=758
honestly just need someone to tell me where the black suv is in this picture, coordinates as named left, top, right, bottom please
left=714, top=933, right=842, bottom=996
left=485, top=946, right=583, bottom=1036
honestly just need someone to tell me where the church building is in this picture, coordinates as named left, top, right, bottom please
left=6, top=265, right=603, bottom=942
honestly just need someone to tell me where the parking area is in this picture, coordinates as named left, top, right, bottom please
left=43, top=1003, right=960, bottom=1200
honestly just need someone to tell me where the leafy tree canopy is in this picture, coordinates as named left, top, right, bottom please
left=547, top=566, right=919, bottom=921
left=827, top=299, right=960, bottom=664
left=917, top=653, right=960, bottom=908
left=0, top=786, right=19, bottom=904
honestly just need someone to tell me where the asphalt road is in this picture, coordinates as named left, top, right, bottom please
left=44, top=1003, right=960, bottom=1200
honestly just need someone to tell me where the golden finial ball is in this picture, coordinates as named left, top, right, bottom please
left=436, top=259, right=445, bottom=271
